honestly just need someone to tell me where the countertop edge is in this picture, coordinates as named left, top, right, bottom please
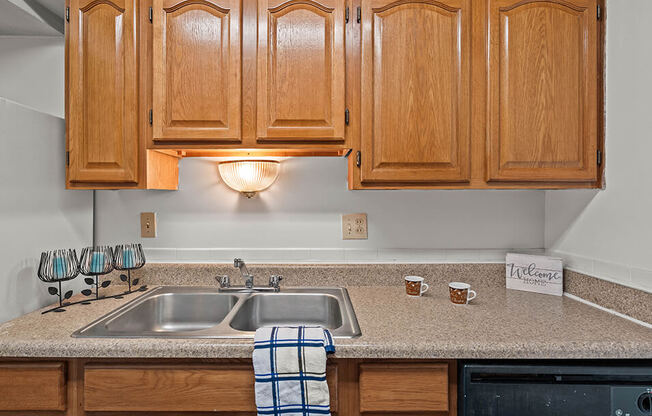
left=0, top=342, right=651, bottom=360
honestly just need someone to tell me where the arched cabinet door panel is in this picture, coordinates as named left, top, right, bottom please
left=67, top=0, right=138, bottom=183
left=152, top=0, right=242, bottom=142
left=256, top=0, right=346, bottom=142
left=359, top=0, right=472, bottom=183
left=487, top=0, right=599, bottom=182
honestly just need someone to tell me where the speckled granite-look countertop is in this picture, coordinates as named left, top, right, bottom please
left=0, top=282, right=650, bottom=359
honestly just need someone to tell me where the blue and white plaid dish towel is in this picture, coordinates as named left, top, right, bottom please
left=253, top=326, right=335, bottom=416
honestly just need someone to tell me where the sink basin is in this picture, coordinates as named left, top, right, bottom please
left=229, top=293, right=343, bottom=331
left=73, top=286, right=361, bottom=338
left=104, top=292, right=238, bottom=334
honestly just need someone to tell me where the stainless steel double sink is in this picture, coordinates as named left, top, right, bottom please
left=72, top=286, right=361, bottom=338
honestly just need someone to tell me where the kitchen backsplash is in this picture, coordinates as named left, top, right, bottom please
left=550, top=250, right=652, bottom=293
left=143, top=247, right=545, bottom=264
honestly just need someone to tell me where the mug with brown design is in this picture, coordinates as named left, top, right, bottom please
left=405, top=276, right=429, bottom=297
left=449, top=282, right=477, bottom=304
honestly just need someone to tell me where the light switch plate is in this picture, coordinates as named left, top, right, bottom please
left=342, top=213, right=368, bottom=240
left=140, top=212, right=157, bottom=238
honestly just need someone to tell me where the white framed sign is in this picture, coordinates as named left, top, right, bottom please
left=505, top=253, right=563, bottom=296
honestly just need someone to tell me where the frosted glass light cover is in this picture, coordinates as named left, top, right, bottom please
left=218, top=160, right=280, bottom=198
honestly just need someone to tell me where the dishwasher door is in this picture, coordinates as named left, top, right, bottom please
left=460, top=363, right=652, bottom=416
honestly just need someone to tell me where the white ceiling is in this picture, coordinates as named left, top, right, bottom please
left=0, top=0, right=63, bottom=36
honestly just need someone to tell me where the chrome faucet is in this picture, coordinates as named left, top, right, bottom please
left=216, top=275, right=230, bottom=289
left=216, top=258, right=282, bottom=292
left=269, top=275, right=283, bottom=292
left=234, top=258, right=254, bottom=289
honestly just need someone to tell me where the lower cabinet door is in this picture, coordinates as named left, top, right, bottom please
left=0, top=362, right=66, bottom=411
left=359, top=362, right=450, bottom=413
left=84, top=363, right=338, bottom=413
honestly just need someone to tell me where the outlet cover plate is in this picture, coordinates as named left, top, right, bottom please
left=342, top=213, right=368, bottom=240
left=140, top=212, right=157, bottom=238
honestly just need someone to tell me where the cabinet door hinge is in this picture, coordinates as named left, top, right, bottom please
left=345, top=108, right=350, bottom=125
left=345, top=6, right=349, bottom=23
left=149, top=7, right=153, bottom=23
left=149, top=109, right=153, bottom=125
left=597, top=149, right=602, bottom=166
left=66, top=151, right=70, bottom=166
left=356, top=151, right=361, bottom=167
left=356, top=6, right=361, bottom=23
left=65, top=7, right=69, bottom=22
left=597, top=4, right=601, bottom=20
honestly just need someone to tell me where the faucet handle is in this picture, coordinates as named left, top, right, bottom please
left=269, top=275, right=283, bottom=291
left=216, top=275, right=230, bottom=288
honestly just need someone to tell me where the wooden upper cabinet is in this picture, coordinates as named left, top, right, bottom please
left=359, top=0, right=471, bottom=183
left=487, top=0, right=599, bottom=182
left=152, top=0, right=242, bottom=143
left=256, top=0, right=345, bottom=142
left=67, top=0, right=138, bottom=183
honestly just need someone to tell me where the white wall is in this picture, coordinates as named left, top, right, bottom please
left=96, top=157, right=545, bottom=263
left=545, top=0, right=652, bottom=292
left=0, top=98, right=92, bottom=323
left=0, top=36, right=64, bottom=117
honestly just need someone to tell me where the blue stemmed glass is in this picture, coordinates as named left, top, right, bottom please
left=79, top=246, right=114, bottom=302
left=113, top=243, right=146, bottom=293
left=37, top=249, right=79, bottom=312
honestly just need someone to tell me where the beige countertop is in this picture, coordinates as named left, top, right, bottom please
left=0, top=284, right=650, bottom=359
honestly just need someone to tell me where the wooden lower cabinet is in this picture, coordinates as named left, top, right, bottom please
left=84, top=363, right=338, bottom=413
left=0, top=362, right=66, bottom=411
left=0, top=359, right=456, bottom=416
left=359, top=362, right=452, bottom=413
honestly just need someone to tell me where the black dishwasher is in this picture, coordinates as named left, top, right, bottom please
left=460, top=362, right=652, bottom=416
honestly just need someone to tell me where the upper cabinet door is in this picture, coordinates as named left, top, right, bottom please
left=360, top=0, right=471, bottom=183
left=256, top=0, right=346, bottom=142
left=153, top=0, right=241, bottom=142
left=67, top=0, right=138, bottom=183
left=487, top=0, right=599, bottom=182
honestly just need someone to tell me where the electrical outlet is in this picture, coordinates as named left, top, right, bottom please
left=141, top=212, right=157, bottom=238
left=342, top=213, right=368, bottom=240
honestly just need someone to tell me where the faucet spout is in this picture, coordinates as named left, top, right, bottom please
left=234, top=258, right=254, bottom=289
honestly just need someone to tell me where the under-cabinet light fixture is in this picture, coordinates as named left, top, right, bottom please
left=218, top=160, right=280, bottom=198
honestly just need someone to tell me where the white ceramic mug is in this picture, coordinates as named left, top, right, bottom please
left=405, top=276, right=429, bottom=297
left=448, top=282, right=477, bottom=304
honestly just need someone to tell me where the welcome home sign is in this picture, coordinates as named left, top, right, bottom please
left=505, top=253, right=563, bottom=296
